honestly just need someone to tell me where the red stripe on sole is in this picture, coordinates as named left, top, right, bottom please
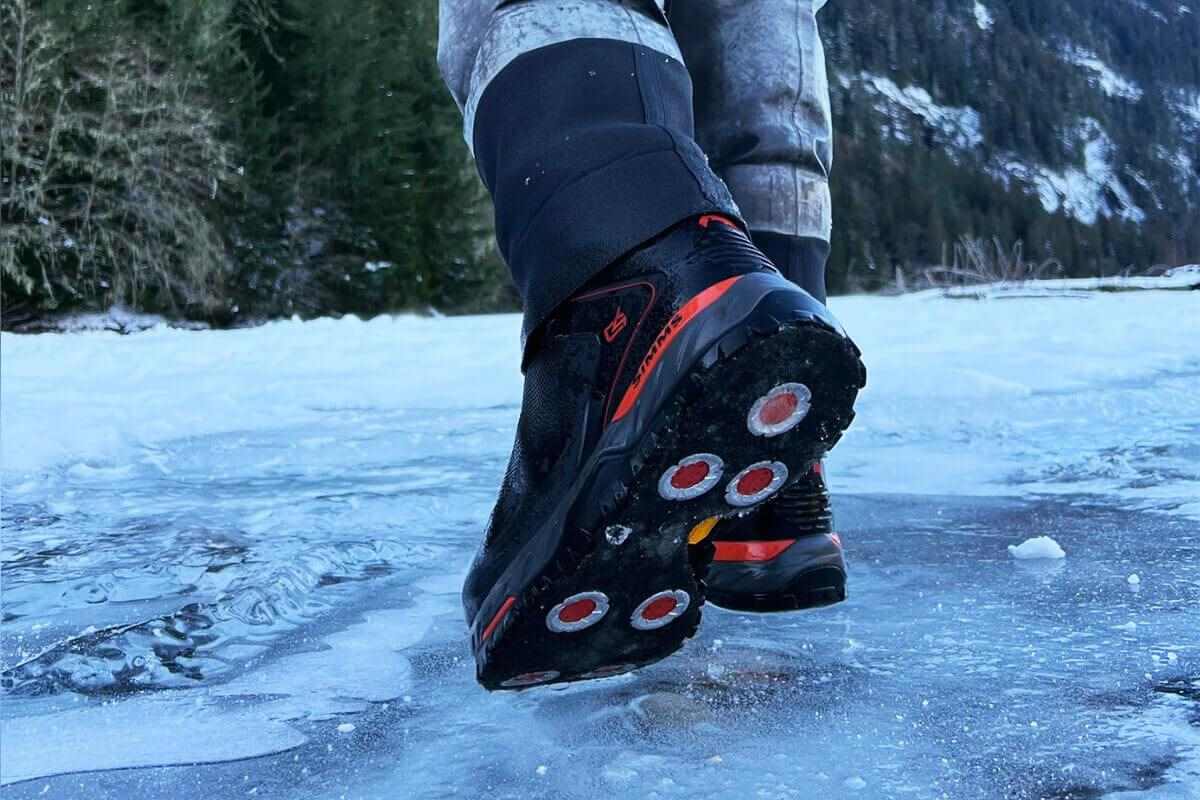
left=611, top=276, right=743, bottom=422
left=481, top=596, right=516, bottom=642
left=713, top=539, right=797, bottom=562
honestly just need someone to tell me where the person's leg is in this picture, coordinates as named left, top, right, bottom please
left=440, top=0, right=863, bottom=690
left=438, top=0, right=740, bottom=352
left=670, top=0, right=833, bottom=303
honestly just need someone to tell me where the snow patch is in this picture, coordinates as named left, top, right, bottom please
left=860, top=73, right=983, bottom=151
left=209, top=606, right=432, bottom=722
left=0, top=694, right=307, bottom=786
left=992, top=119, right=1145, bottom=225
left=0, top=601, right=442, bottom=785
left=5, top=292, right=1199, bottom=518
left=1153, top=144, right=1195, bottom=193
left=1063, top=46, right=1143, bottom=101
left=1170, top=89, right=1200, bottom=129
left=929, top=268, right=1200, bottom=299
left=1, top=312, right=523, bottom=475
left=973, top=1, right=995, bottom=30
left=10, top=306, right=208, bottom=335
left=1127, top=168, right=1162, bottom=210
left=1125, top=0, right=1170, bottom=22
left=1008, top=536, right=1066, bottom=560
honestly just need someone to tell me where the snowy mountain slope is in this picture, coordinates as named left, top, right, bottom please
left=820, top=0, right=1200, bottom=286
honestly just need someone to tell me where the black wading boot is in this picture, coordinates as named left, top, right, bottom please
left=701, top=234, right=853, bottom=614
left=463, top=215, right=865, bottom=690
left=704, top=460, right=848, bottom=612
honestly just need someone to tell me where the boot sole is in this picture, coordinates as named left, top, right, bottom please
left=471, top=274, right=865, bottom=690
left=706, top=530, right=849, bottom=613
left=707, top=565, right=848, bottom=612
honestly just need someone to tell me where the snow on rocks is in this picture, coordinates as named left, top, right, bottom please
left=859, top=73, right=983, bottom=151
left=1062, top=45, right=1143, bottom=101
left=973, top=1, right=994, bottom=31
left=1170, top=89, right=1200, bottom=131
left=1008, top=536, right=1067, bottom=560
left=990, top=118, right=1145, bottom=226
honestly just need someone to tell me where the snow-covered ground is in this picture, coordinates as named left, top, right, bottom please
left=929, top=265, right=1200, bottom=298
left=3, top=288, right=1199, bottom=798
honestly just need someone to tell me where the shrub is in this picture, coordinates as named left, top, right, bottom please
left=1, top=0, right=236, bottom=322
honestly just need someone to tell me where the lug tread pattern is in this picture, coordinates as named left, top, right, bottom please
left=475, top=309, right=866, bottom=690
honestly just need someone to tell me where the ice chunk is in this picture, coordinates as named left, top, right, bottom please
left=1007, top=536, right=1066, bottom=560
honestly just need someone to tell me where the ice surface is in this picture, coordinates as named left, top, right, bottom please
left=2, top=290, right=1199, bottom=798
left=1007, top=536, right=1067, bottom=560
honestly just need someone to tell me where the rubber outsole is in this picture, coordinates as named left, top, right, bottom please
left=473, top=291, right=865, bottom=690
left=707, top=565, right=848, bottom=613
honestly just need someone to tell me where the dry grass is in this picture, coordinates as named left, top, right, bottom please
left=921, top=235, right=1064, bottom=287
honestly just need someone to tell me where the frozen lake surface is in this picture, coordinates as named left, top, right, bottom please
left=2, top=290, right=1198, bottom=799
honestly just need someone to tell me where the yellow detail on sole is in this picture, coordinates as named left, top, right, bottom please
left=687, top=516, right=720, bottom=545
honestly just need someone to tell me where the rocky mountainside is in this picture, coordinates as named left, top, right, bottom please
left=820, top=0, right=1200, bottom=290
